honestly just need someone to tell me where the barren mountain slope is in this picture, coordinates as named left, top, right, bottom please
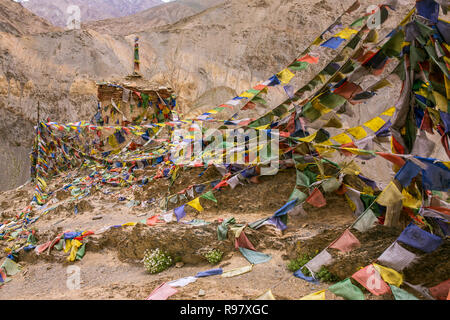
left=0, top=0, right=58, bottom=35
left=0, top=0, right=421, bottom=191
left=85, top=0, right=225, bottom=35
left=21, top=0, right=163, bottom=27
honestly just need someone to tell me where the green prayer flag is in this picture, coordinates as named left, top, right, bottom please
left=319, top=92, right=347, bottom=109
left=288, top=61, right=309, bottom=71
left=296, top=170, right=311, bottom=188
left=218, top=217, right=235, bottom=240
left=201, top=191, right=217, bottom=203
left=328, top=278, right=365, bottom=300
left=76, top=244, right=86, bottom=261
left=389, top=285, right=419, bottom=300
left=1, top=258, right=20, bottom=276
left=289, top=188, right=308, bottom=203
left=322, top=177, right=341, bottom=193
left=239, top=247, right=272, bottom=265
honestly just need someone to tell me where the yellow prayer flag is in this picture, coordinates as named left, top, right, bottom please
left=334, top=28, right=358, bottom=40
left=371, top=79, right=392, bottom=91
left=444, top=73, right=450, bottom=100
left=240, top=91, right=255, bottom=99
left=432, top=91, right=448, bottom=112
left=312, top=99, right=332, bottom=115
left=376, top=181, right=403, bottom=207
left=364, top=117, right=386, bottom=133
left=277, top=68, right=295, bottom=84
left=315, top=140, right=336, bottom=156
left=402, top=189, right=421, bottom=209
left=381, top=107, right=396, bottom=117
left=187, top=198, right=204, bottom=212
left=255, top=290, right=276, bottom=300
left=346, top=126, right=368, bottom=140
left=345, top=194, right=357, bottom=212
left=122, top=222, right=137, bottom=227
left=222, top=265, right=253, bottom=278
left=300, top=290, right=326, bottom=300
left=312, top=36, right=323, bottom=46
left=332, top=133, right=353, bottom=145
left=297, top=132, right=318, bottom=143
left=373, top=263, right=403, bottom=287
left=64, top=239, right=72, bottom=253
left=67, top=239, right=83, bottom=262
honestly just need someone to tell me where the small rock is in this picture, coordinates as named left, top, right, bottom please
left=92, top=216, right=103, bottom=220
left=176, top=262, right=184, bottom=268
left=198, top=289, right=206, bottom=297
left=302, top=223, right=308, bottom=228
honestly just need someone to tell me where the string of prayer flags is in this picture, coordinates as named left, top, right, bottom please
left=221, top=265, right=253, bottom=278
left=351, top=264, right=391, bottom=296
left=306, top=188, right=327, bottom=208
left=304, top=250, right=333, bottom=274
left=377, top=241, right=417, bottom=271
left=372, top=263, right=403, bottom=287
left=187, top=198, right=204, bottom=212
left=389, top=284, right=419, bottom=300
left=174, top=205, right=186, bottom=222
left=328, top=278, right=365, bottom=300
left=238, top=247, right=272, bottom=265
left=146, top=282, right=178, bottom=300
left=397, top=223, right=443, bottom=253
left=329, top=229, right=361, bottom=253
left=300, top=289, right=326, bottom=300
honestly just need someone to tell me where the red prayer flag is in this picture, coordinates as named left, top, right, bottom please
left=213, top=180, right=229, bottom=190
left=352, top=264, right=391, bottom=296
left=334, top=81, right=363, bottom=100
left=146, top=283, right=178, bottom=300
left=429, top=280, right=450, bottom=300
left=146, top=215, right=160, bottom=226
left=235, top=231, right=256, bottom=251
left=329, top=229, right=361, bottom=253
left=253, top=84, right=267, bottom=91
left=306, top=188, right=326, bottom=208
left=376, top=152, right=406, bottom=167
left=298, top=54, right=319, bottom=64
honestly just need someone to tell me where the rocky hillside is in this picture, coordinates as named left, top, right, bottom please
left=0, top=0, right=422, bottom=191
left=19, top=0, right=164, bottom=27
left=0, top=0, right=58, bottom=35
left=85, top=0, right=225, bottom=35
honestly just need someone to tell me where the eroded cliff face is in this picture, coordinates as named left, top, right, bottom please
left=0, top=0, right=433, bottom=191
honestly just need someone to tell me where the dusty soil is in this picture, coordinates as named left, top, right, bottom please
left=1, top=165, right=447, bottom=300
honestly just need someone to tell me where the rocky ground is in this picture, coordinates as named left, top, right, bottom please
left=0, top=165, right=447, bottom=300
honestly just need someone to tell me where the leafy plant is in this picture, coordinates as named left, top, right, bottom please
left=287, top=252, right=339, bottom=283
left=143, top=248, right=173, bottom=274
left=204, top=249, right=224, bottom=265
left=287, top=253, right=315, bottom=272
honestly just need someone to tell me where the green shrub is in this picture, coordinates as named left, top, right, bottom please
left=143, top=248, right=173, bottom=274
left=287, top=252, right=339, bottom=283
left=204, top=249, right=224, bottom=265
